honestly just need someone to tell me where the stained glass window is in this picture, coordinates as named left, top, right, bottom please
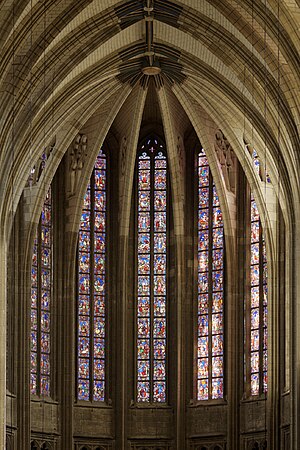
left=136, top=138, right=167, bottom=403
left=246, top=194, right=268, bottom=395
left=77, top=149, right=106, bottom=401
left=30, top=188, right=52, bottom=396
left=197, top=149, right=224, bottom=400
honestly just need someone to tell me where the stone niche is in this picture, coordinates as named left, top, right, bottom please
left=73, top=405, right=114, bottom=438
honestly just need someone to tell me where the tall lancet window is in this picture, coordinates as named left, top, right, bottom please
left=136, top=138, right=168, bottom=403
left=246, top=194, right=268, bottom=395
left=30, top=188, right=52, bottom=396
left=197, top=149, right=224, bottom=401
left=77, top=149, right=107, bottom=401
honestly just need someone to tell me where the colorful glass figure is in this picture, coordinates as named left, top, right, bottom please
left=137, top=139, right=167, bottom=403
left=30, top=188, right=52, bottom=396
left=247, top=194, right=268, bottom=395
left=197, top=149, right=224, bottom=400
left=77, top=148, right=106, bottom=401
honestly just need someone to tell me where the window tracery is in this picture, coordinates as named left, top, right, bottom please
left=136, top=137, right=168, bottom=403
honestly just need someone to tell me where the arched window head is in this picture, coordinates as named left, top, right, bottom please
left=30, top=188, right=52, bottom=396
left=136, top=137, right=168, bottom=403
left=77, top=148, right=107, bottom=402
left=197, top=149, right=224, bottom=401
left=245, top=194, right=268, bottom=396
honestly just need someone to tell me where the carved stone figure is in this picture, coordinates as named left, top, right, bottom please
left=69, top=134, right=87, bottom=196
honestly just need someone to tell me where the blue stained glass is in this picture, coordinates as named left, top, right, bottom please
left=79, top=231, right=90, bottom=251
left=212, top=249, right=223, bottom=270
left=79, top=275, right=89, bottom=294
left=212, top=271, right=223, bottom=291
left=212, top=314, right=223, bottom=334
left=94, top=255, right=105, bottom=273
left=198, top=379, right=208, bottom=400
left=153, top=381, right=166, bottom=402
left=138, top=297, right=150, bottom=316
left=78, top=380, right=90, bottom=400
left=199, top=188, right=209, bottom=208
left=41, top=291, right=50, bottom=310
left=94, top=233, right=105, bottom=252
left=94, top=212, right=105, bottom=232
left=212, top=378, right=223, bottom=399
left=94, top=191, right=106, bottom=210
left=154, top=170, right=166, bottom=189
left=138, top=213, right=150, bottom=232
left=40, top=376, right=50, bottom=395
left=198, top=251, right=208, bottom=272
left=213, top=228, right=223, bottom=248
left=198, top=358, right=208, bottom=377
left=41, top=248, right=51, bottom=267
left=94, top=317, right=105, bottom=337
left=212, top=356, right=223, bottom=377
left=154, top=234, right=166, bottom=253
left=139, top=192, right=150, bottom=211
left=79, top=253, right=90, bottom=273
left=213, top=208, right=222, bottom=227
left=93, top=381, right=105, bottom=401
left=154, top=318, right=166, bottom=338
left=79, top=337, right=90, bottom=356
left=138, top=234, right=150, bottom=253
left=198, top=315, right=208, bottom=336
left=198, top=273, right=208, bottom=293
left=198, top=166, right=209, bottom=186
left=41, top=333, right=50, bottom=353
left=154, top=275, right=166, bottom=295
left=95, top=170, right=106, bottom=190
left=154, top=254, right=166, bottom=274
left=138, top=276, right=150, bottom=295
left=94, top=360, right=105, bottom=378
left=198, top=210, right=209, bottom=229
left=80, top=212, right=90, bottom=230
left=198, top=294, right=208, bottom=314
left=198, top=231, right=209, bottom=250
left=153, top=340, right=166, bottom=359
left=138, top=360, right=150, bottom=379
left=94, top=338, right=105, bottom=358
left=154, top=212, right=166, bottom=232
left=198, top=336, right=208, bottom=357
left=153, top=361, right=166, bottom=380
left=41, top=312, right=50, bottom=332
left=138, top=255, right=150, bottom=274
left=94, top=297, right=105, bottom=316
left=79, top=318, right=90, bottom=336
left=154, top=191, right=167, bottom=210
left=78, top=358, right=89, bottom=378
left=78, top=296, right=90, bottom=315
left=41, top=227, right=50, bottom=245
left=83, top=190, right=90, bottom=209
left=137, top=382, right=150, bottom=402
left=154, top=297, right=166, bottom=316
left=138, top=318, right=150, bottom=338
left=139, top=170, right=150, bottom=190
left=212, top=334, right=223, bottom=355
left=94, top=275, right=105, bottom=293
left=137, top=339, right=150, bottom=359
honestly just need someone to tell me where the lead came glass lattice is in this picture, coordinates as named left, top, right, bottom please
left=137, top=139, right=167, bottom=403
left=77, top=149, right=106, bottom=401
left=197, top=149, right=224, bottom=400
left=246, top=194, right=268, bottom=396
left=30, top=189, right=52, bottom=396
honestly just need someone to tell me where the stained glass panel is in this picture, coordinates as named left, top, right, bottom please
left=30, top=188, right=52, bottom=396
left=247, top=193, right=268, bottom=396
left=197, top=149, right=224, bottom=401
left=137, top=141, right=167, bottom=403
left=77, top=148, right=106, bottom=402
